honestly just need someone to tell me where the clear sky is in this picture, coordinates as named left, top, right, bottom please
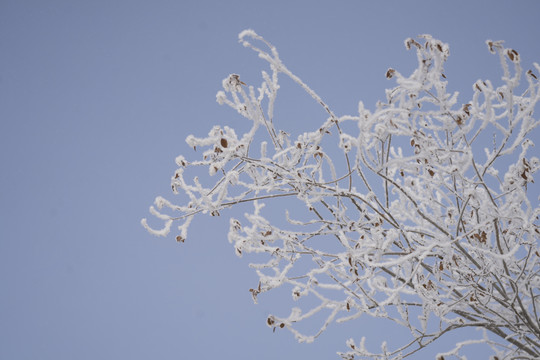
left=1, top=1, right=539, bottom=359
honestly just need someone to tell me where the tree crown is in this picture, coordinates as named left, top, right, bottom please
left=144, top=30, right=540, bottom=359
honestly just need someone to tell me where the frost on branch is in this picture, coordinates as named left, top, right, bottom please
left=144, top=30, right=540, bottom=359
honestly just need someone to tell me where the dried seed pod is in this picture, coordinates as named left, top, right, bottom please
left=463, top=103, right=471, bottom=116
left=507, top=49, right=519, bottom=62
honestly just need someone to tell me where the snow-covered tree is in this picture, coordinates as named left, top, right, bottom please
left=143, top=30, right=540, bottom=359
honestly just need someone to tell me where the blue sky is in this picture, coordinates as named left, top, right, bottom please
left=1, top=1, right=539, bottom=359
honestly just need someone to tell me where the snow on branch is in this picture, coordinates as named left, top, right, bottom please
left=144, top=31, right=540, bottom=359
